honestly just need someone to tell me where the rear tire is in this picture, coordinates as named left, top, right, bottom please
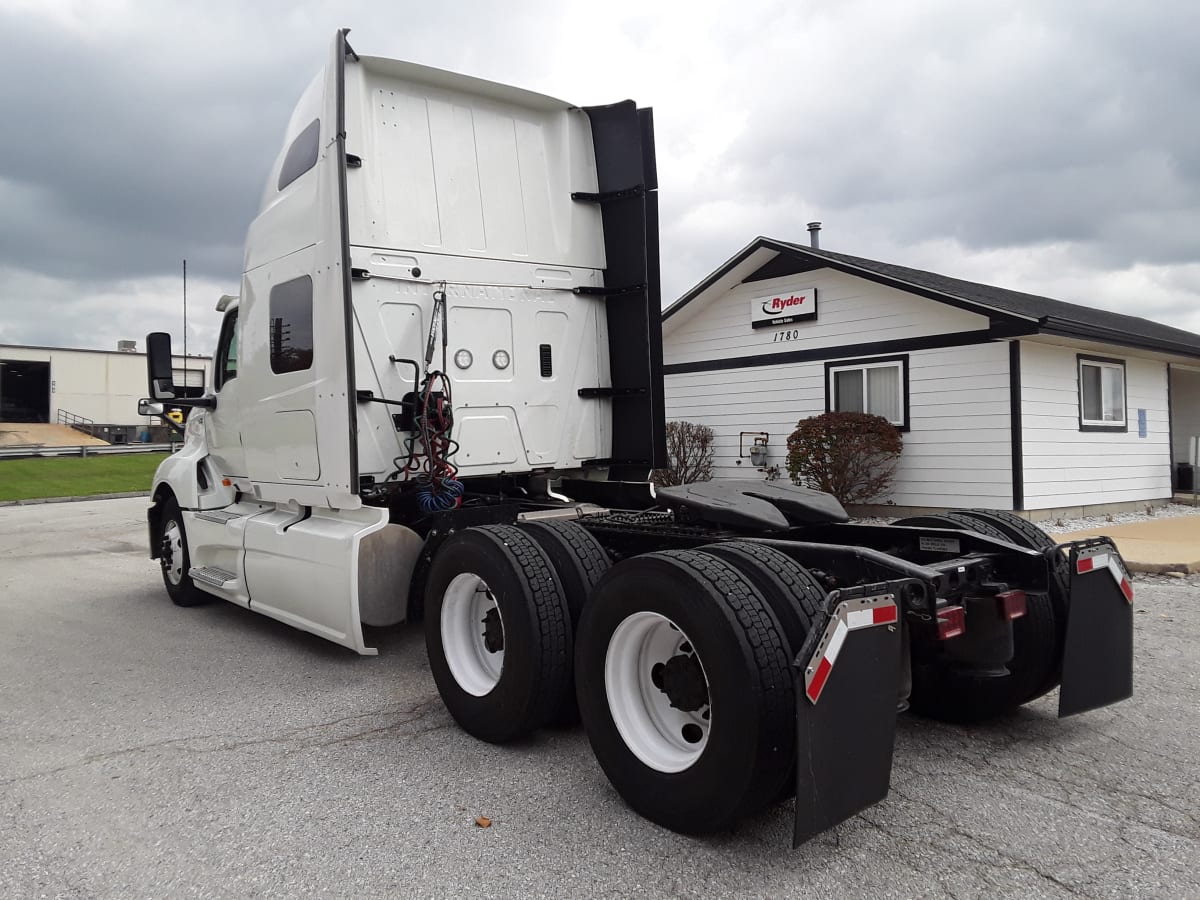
left=575, top=549, right=794, bottom=833
left=517, top=519, right=611, bottom=723
left=157, top=496, right=210, bottom=607
left=424, top=525, right=571, bottom=743
left=895, top=511, right=1058, bottom=722
left=699, top=541, right=823, bottom=800
left=956, top=508, right=1069, bottom=700
left=699, top=541, right=820, bottom=656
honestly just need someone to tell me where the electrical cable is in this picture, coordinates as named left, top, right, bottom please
left=383, top=282, right=462, bottom=510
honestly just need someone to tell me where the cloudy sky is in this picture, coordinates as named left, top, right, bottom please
left=1, top=0, right=1197, bottom=355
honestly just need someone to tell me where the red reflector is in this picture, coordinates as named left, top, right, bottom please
left=936, top=605, right=965, bottom=640
left=873, top=605, right=898, bottom=625
left=996, top=590, right=1027, bottom=620
left=806, top=656, right=833, bottom=703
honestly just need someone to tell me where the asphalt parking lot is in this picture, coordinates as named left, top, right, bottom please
left=2, top=498, right=1198, bottom=898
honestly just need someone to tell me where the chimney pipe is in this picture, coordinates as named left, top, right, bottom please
left=806, top=221, right=822, bottom=249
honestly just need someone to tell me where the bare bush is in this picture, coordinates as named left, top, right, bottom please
left=652, top=421, right=716, bottom=487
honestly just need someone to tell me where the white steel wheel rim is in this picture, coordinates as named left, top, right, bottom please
left=441, top=572, right=505, bottom=697
left=162, top=519, right=184, bottom=586
left=605, top=611, right=712, bottom=773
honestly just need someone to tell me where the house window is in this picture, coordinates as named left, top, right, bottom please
left=1078, top=355, right=1126, bottom=430
left=825, top=356, right=908, bottom=429
left=269, top=276, right=314, bottom=374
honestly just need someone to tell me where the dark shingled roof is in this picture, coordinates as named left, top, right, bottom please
left=664, top=237, right=1200, bottom=360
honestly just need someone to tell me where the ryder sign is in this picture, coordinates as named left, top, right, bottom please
left=750, top=287, right=818, bottom=329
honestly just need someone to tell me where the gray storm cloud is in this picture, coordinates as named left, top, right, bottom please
left=0, top=0, right=1198, bottom=350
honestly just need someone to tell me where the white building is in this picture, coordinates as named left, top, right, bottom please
left=662, top=236, right=1200, bottom=519
left=0, top=342, right=211, bottom=430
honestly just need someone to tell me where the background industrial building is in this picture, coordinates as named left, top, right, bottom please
left=0, top=341, right=211, bottom=445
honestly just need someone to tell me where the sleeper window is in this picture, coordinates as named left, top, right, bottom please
left=277, top=119, right=321, bottom=191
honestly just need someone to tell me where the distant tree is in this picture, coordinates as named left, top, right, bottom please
left=652, top=421, right=716, bottom=487
left=785, top=412, right=903, bottom=505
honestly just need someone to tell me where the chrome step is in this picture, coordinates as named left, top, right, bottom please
left=194, top=509, right=243, bottom=524
left=189, top=566, right=237, bottom=587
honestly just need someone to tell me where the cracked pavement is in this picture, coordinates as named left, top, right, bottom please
left=1, top=497, right=1197, bottom=898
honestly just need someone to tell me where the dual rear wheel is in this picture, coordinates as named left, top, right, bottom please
left=423, top=527, right=820, bottom=833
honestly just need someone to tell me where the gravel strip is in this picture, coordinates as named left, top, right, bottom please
left=1042, top=502, right=1200, bottom=534
left=852, top=503, right=1200, bottom=534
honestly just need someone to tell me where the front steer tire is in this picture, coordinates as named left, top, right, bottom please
left=424, top=525, right=571, bottom=744
left=575, top=549, right=795, bottom=834
left=157, top=495, right=210, bottom=607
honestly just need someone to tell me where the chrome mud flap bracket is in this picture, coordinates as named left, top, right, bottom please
left=793, top=583, right=907, bottom=847
left=1057, top=539, right=1134, bottom=718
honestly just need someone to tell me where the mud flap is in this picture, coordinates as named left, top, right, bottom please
left=793, top=586, right=904, bottom=847
left=1057, top=539, right=1134, bottom=717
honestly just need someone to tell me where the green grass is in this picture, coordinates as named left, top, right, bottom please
left=0, top=453, right=169, bottom=502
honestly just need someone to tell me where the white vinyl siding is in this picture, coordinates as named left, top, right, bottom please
left=664, top=342, right=1012, bottom=508
left=663, top=268, right=990, bottom=367
left=1020, top=341, right=1171, bottom=509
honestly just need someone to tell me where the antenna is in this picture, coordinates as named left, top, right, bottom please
left=182, top=258, right=188, bottom=385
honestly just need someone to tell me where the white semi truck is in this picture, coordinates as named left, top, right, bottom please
left=140, top=30, right=1135, bottom=845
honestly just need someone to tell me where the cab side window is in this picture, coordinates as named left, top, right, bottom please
left=269, top=276, right=314, bottom=374
left=215, top=310, right=239, bottom=390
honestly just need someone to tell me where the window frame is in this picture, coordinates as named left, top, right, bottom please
left=214, top=308, right=239, bottom=391
left=1077, top=354, right=1128, bottom=432
left=824, top=354, right=910, bottom=431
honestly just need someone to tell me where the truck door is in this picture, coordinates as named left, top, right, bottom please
left=204, top=306, right=247, bottom=479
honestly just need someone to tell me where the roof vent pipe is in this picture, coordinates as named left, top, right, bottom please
left=806, top=222, right=822, bottom=249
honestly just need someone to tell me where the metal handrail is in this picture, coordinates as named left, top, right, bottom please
left=0, top=443, right=177, bottom=460
left=56, top=409, right=97, bottom=437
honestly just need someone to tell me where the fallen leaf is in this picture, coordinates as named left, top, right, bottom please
left=475, top=816, right=492, bottom=828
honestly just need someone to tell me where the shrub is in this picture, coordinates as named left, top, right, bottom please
left=785, top=412, right=902, bottom=505
left=652, top=420, right=716, bottom=487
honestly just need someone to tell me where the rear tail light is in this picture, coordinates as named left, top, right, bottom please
left=936, top=605, right=966, bottom=640
left=996, top=590, right=1027, bottom=620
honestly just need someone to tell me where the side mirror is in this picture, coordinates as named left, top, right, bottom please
left=146, top=332, right=176, bottom=400
left=138, top=399, right=165, bottom=417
